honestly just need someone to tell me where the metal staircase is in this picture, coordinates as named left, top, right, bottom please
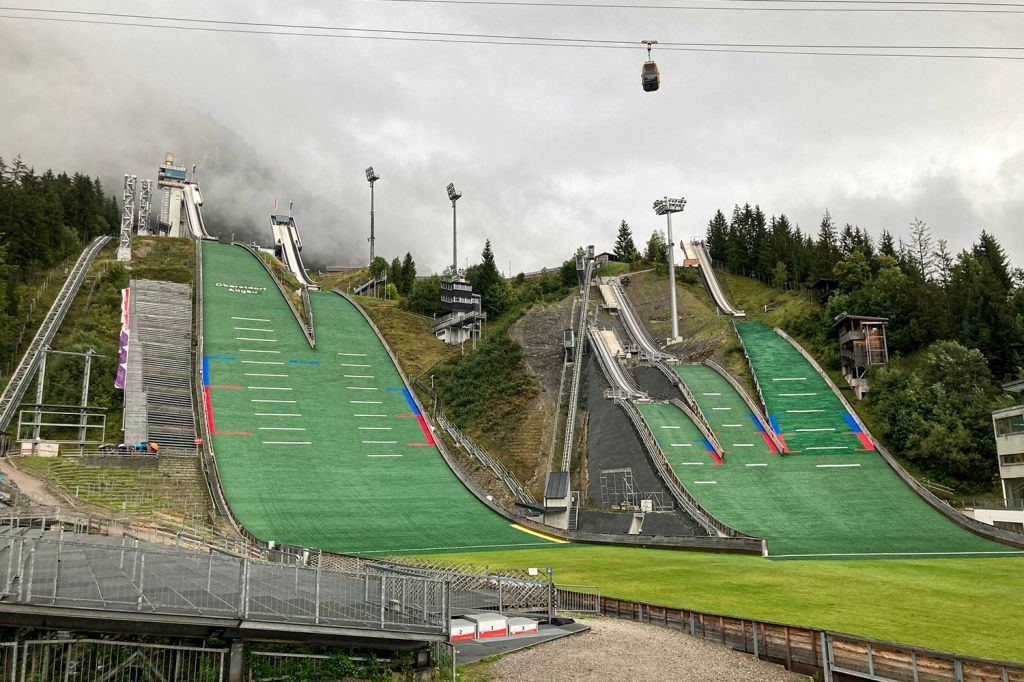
left=123, top=280, right=196, bottom=449
left=0, top=236, right=112, bottom=434
left=560, top=257, right=594, bottom=472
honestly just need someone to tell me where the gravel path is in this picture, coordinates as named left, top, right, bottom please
left=472, top=617, right=809, bottom=681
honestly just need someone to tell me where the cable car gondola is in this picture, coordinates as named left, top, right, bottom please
left=641, top=40, right=660, bottom=92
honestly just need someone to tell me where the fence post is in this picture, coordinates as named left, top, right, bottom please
left=136, top=552, right=146, bottom=610
left=52, top=536, right=62, bottom=603
left=25, top=544, right=35, bottom=602
left=379, top=575, right=386, bottom=627
left=314, top=564, right=321, bottom=625
left=237, top=558, right=247, bottom=619
left=497, top=576, right=503, bottom=613
left=821, top=632, right=833, bottom=682
left=752, top=622, right=759, bottom=659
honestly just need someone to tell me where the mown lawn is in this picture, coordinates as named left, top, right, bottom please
left=421, top=544, right=1024, bottom=662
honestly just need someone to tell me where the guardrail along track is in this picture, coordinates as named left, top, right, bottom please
left=1, top=236, right=112, bottom=433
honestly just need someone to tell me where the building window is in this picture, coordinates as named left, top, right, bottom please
left=995, top=414, right=1024, bottom=437
left=1000, top=454, right=1024, bottom=466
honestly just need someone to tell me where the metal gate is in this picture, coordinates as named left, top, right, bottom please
left=18, top=639, right=227, bottom=682
left=556, top=584, right=601, bottom=613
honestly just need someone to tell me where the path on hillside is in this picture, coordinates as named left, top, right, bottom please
left=200, top=242, right=558, bottom=555
left=469, top=617, right=807, bottom=682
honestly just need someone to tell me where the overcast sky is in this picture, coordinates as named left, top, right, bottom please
left=1, top=1, right=1021, bottom=274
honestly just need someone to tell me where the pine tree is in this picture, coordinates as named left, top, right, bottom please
left=909, top=218, right=935, bottom=281
left=812, top=210, right=839, bottom=281
left=400, top=252, right=416, bottom=294
left=613, top=220, right=639, bottom=261
left=469, top=239, right=504, bottom=317
left=878, top=230, right=897, bottom=259
left=934, top=239, right=954, bottom=288
left=390, top=257, right=402, bottom=291
left=705, top=210, right=728, bottom=262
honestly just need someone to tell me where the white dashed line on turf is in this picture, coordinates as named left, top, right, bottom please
left=816, top=463, right=860, bottom=468
left=232, top=316, right=270, bottom=322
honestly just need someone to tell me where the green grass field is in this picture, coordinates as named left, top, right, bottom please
left=422, top=545, right=1024, bottom=662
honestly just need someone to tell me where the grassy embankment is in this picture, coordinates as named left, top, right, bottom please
left=13, top=237, right=207, bottom=522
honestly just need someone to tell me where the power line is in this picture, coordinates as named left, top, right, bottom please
left=5, top=7, right=1024, bottom=48
left=1, top=10, right=1023, bottom=59
left=356, top=0, right=1024, bottom=10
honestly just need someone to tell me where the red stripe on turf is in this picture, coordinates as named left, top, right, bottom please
left=776, top=434, right=791, bottom=453
left=760, top=432, right=779, bottom=453
left=203, top=386, right=215, bottom=434
left=856, top=432, right=875, bottom=450
left=415, top=415, right=436, bottom=445
left=711, top=451, right=723, bottom=465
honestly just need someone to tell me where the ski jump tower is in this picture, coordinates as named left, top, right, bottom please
left=157, top=153, right=188, bottom=237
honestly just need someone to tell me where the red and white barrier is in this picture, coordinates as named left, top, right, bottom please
left=507, top=617, right=539, bottom=636
left=449, top=618, right=477, bottom=642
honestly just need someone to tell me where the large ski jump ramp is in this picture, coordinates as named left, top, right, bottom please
left=199, top=242, right=555, bottom=555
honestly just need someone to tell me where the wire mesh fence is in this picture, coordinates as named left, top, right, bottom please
left=17, top=639, right=226, bottom=682
left=0, top=536, right=449, bottom=635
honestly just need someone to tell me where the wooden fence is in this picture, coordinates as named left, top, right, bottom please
left=598, top=596, right=1024, bottom=682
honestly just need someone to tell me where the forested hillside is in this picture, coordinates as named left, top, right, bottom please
left=705, top=204, right=1023, bottom=491
left=0, top=156, right=119, bottom=368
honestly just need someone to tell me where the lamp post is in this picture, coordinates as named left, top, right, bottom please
left=447, top=183, right=462, bottom=276
left=653, top=196, right=686, bottom=342
left=366, top=167, right=380, bottom=265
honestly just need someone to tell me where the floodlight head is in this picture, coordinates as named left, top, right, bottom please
left=366, top=167, right=380, bottom=183
left=447, top=183, right=462, bottom=202
left=653, top=196, right=686, bottom=215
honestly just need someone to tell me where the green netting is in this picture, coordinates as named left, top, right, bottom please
left=200, top=242, right=556, bottom=555
left=693, top=320, right=1021, bottom=557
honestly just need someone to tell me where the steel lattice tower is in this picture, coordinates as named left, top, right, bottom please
left=117, top=174, right=137, bottom=262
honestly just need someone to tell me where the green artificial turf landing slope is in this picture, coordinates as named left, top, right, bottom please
left=696, top=320, right=1022, bottom=557
left=201, top=242, right=555, bottom=555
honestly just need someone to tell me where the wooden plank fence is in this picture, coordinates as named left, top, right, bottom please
left=597, top=596, right=1024, bottom=682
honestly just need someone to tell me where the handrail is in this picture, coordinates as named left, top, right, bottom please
left=615, top=397, right=761, bottom=545
left=232, top=242, right=314, bottom=349
left=610, top=280, right=675, bottom=362
left=668, top=373, right=726, bottom=458
left=667, top=398, right=726, bottom=461
left=561, top=259, right=594, bottom=472
left=773, top=326, right=1024, bottom=549
left=732, top=320, right=770, bottom=419
left=703, top=359, right=786, bottom=454
left=1, top=236, right=112, bottom=432
left=587, top=327, right=646, bottom=399
left=432, top=410, right=536, bottom=505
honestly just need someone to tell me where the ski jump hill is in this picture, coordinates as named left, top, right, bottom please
left=611, top=265, right=1024, bottom=558
left=199, top=242, right=555, bottom=556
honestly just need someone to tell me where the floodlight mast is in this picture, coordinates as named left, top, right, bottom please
left=447, top=183, right=462, bottom=276
left=653, top=196, right=687, bottom=342
left=366, top=167, right=380, bottom=265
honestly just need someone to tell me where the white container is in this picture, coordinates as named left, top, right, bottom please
left=449, top=618, right=477, bottom=642
left=464, top=613, right=508, bottom=639
left=507, top=617, right=539, bottom=636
